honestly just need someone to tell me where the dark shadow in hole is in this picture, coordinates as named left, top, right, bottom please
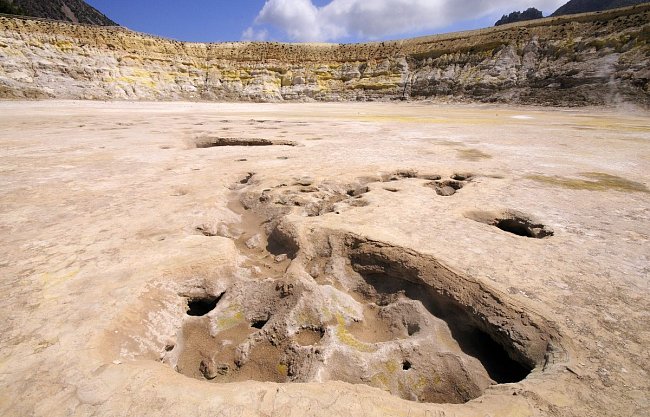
left=251, top=317, right=269, bottom=329
left=187, top=293, right=223, bottom=316
left=406, top=322, right=420, bottom=336
left=240, top=172, right=255, bottom=184
left=496, top=219, right=534, bottom=237
left=495, top=219, right=553, bottom=239
left=429, top=180, right=465, bottom=196
left=465, top=210, right=554, bottom=239
left=439, top=180, right=464, bottom=190
left=347, top=186, right=369, bottom=197
left=353, top=268, right=531, bottom=383
left=402, top=360, right=412, bottom=370
left=266, top=227, right=299, bottom=259
left=451, top=173, right=473, bottom=181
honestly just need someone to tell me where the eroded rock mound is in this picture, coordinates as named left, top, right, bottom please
left=114, top=173, right=567, bottom=405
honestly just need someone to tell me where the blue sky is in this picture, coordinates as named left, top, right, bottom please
left=86, top=0, right=567, bottom=43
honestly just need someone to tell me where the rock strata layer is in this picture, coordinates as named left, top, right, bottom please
left=0, top=4, right=649, bottom=105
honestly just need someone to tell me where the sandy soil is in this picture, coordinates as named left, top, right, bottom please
left=0, top=100, right=648, bottom=416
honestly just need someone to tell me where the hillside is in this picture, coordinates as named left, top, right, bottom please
left=552, top=0, right=649, bottom=16
left=0, top=4, right=648, bottom=106
left=2, top=0, right=115, bottom=25
left=0, top=1, right=21, bottom=15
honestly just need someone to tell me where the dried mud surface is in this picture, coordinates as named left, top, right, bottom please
left=0, top=101, right=648, bottom=416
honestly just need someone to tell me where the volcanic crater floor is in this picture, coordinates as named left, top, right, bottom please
left=160, top=181, right=559, bottom=404
left=0, top=101, right=648, bottom=417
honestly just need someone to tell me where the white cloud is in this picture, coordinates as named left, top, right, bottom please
left=247, top=0, right=567, bottom=42
left=242, top=27, right=269, bottom=41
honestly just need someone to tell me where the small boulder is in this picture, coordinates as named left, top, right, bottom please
left=276, top=281, right=294, bottom=297
left=199, top=358, right=217, bottom=380
left=296, top=176, right=315, bottom=186
left=245, top=234, right=262, bottom=249
left=437, top=186, right=456, bottom=196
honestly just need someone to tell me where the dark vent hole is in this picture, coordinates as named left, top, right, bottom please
left=251, top=317, right=269, bottom=329
left=186, top=294, right=222, bottom=316
left=494, top=219, right=553, bottom=239
left=407, top=322, right=420, bottom=336
left=495, top=219, right=534, bottom=237
left=402, top=360, right=412, bottom=370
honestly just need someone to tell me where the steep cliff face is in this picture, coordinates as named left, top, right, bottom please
left=0, top=5, right=648, bottom=106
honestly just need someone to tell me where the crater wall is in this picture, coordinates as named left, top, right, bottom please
left=0, top=4, right=649, bottom=105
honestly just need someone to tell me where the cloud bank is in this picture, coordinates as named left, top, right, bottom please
left=243, top=0, right=567, bottom=42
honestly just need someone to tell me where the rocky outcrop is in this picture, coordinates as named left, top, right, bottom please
left=0, top=4, right=649, bottom=106
left=495, top=8, right=543, bottom=26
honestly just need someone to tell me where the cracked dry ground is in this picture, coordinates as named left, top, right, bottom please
left=0, top=101, right=648, bottom=417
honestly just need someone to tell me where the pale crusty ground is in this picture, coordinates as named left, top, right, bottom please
left=0, top=100, right=648, bottom=416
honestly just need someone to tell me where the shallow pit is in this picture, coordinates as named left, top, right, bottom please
left=345, top=236, right=564, bottom=378
left=346, top=185, right=369, bottom=197
left=351, top=253, right=531, bottom=383
left=387, top=169, right=418, bottom=180
left=159, top=233, right=563, bottom=404
left=194, top=137, right=296, bottom=148
left=451, top=173, right=473, bottom=181
left=465, top=210, right=554, bottom=239
left=427, top=179, right=465, bottom=196
left=295, top=327, right=325, bottom=346
left=496, top=219, right=546, bottom=238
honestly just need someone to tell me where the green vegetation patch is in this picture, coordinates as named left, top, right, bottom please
left=528, top=172, right=649, bottom=193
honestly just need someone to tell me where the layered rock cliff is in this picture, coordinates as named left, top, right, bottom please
left=0, top=4, right=649, bottom=106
